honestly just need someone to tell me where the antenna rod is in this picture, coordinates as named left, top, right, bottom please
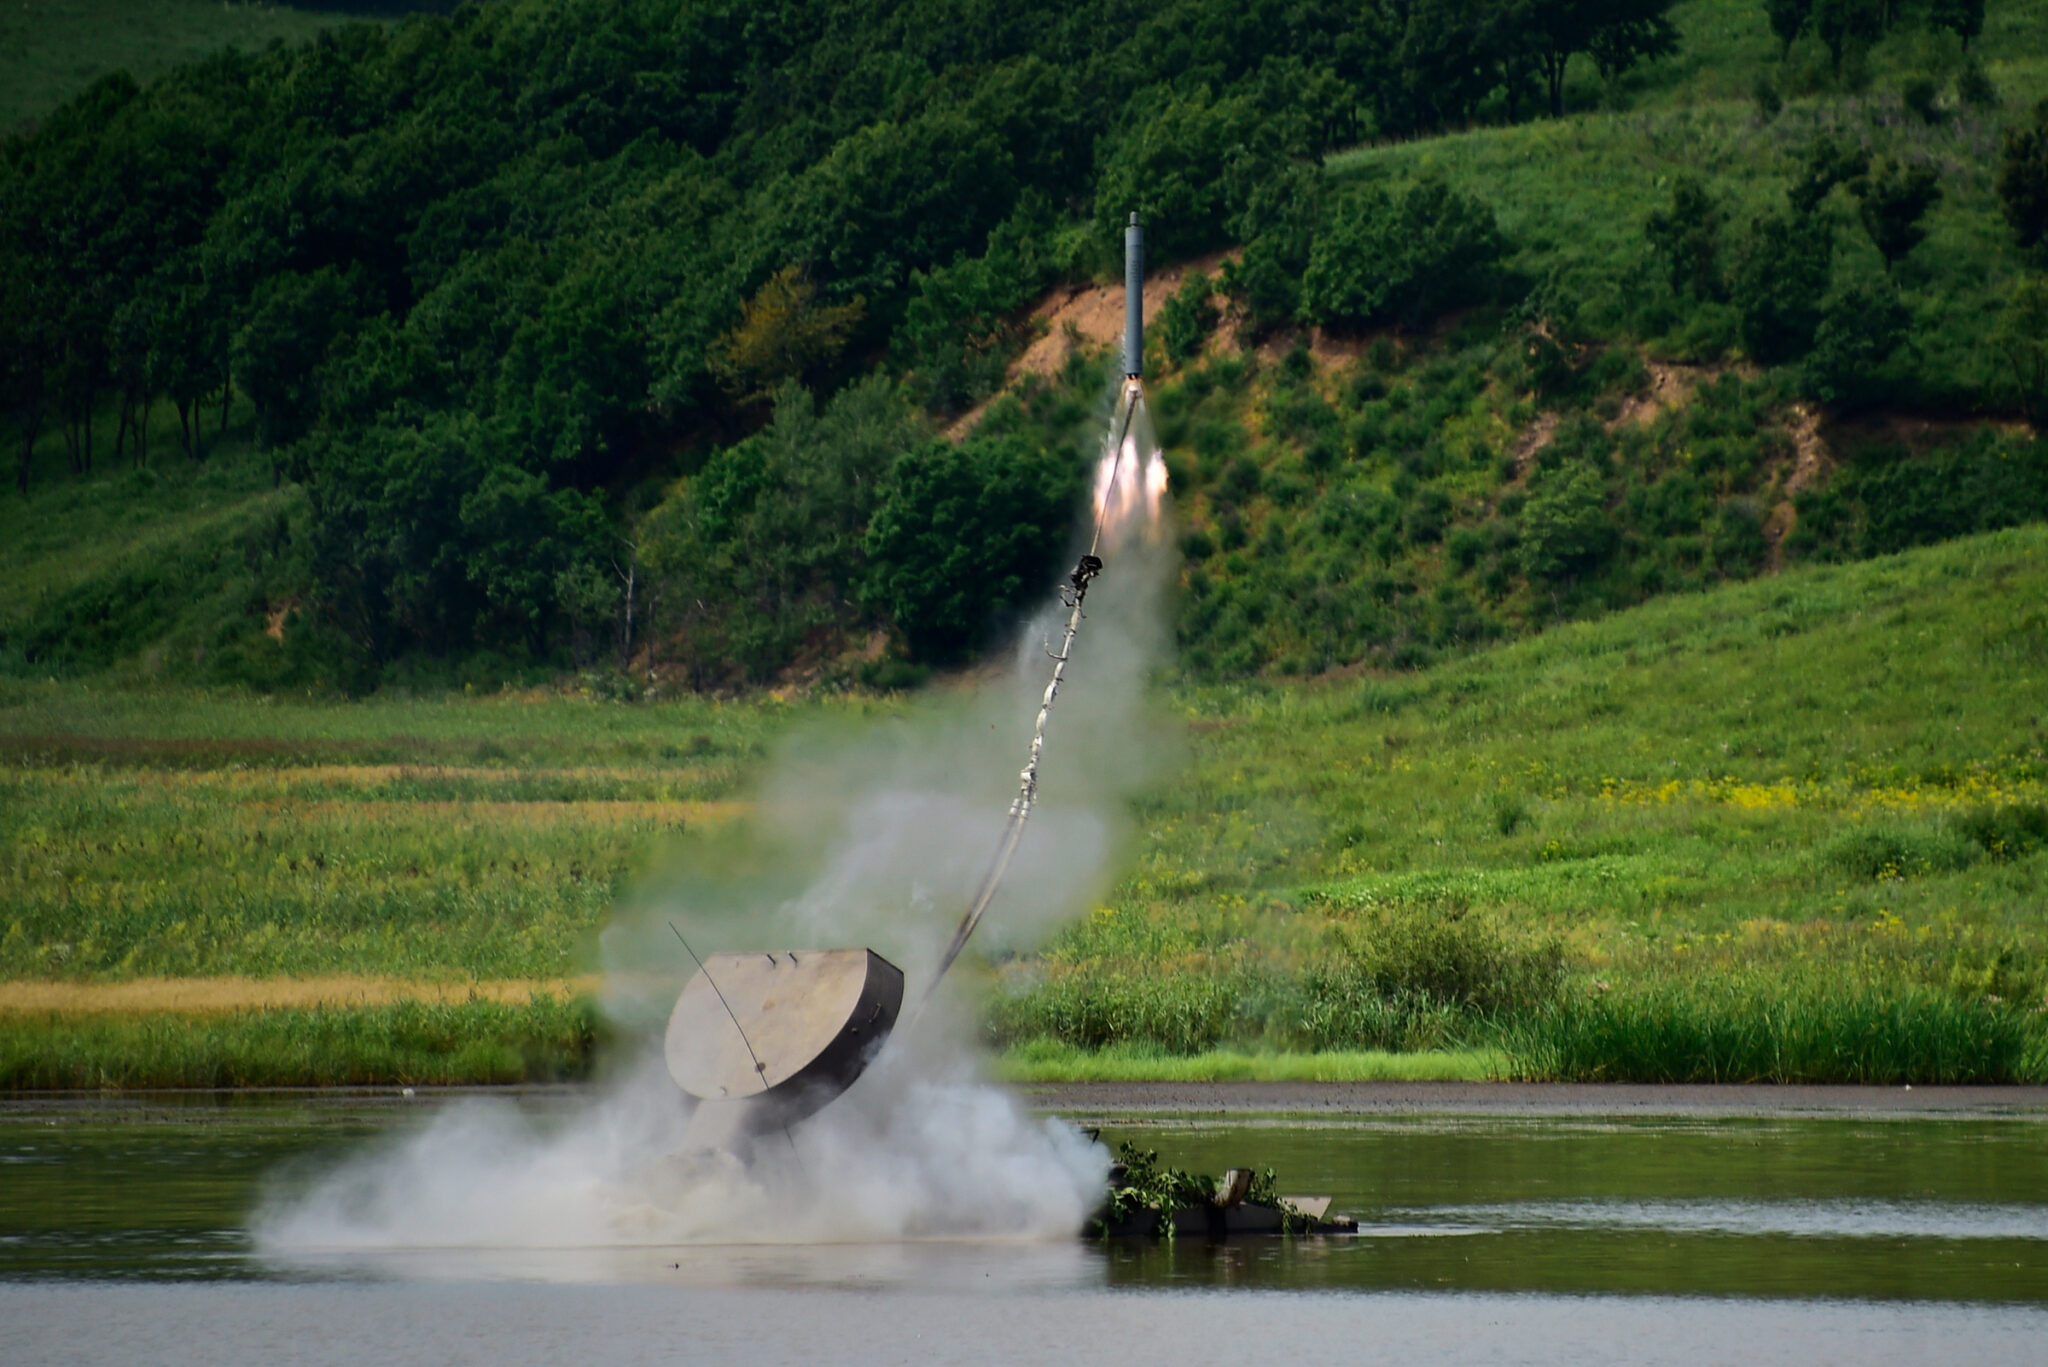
left=670, top=922, right=770, bottom=1093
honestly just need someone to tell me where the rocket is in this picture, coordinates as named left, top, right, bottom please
left=1124, top=212, right=1144, bottom=380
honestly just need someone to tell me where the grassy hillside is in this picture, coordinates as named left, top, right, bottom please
left=1330, top=0, right=2048, bottom=408
left=994, top=524, right=2048, bottom=1066
left=3, top=526, right=2043, bottom=1083
left=0, top=1, right=396, bottom=133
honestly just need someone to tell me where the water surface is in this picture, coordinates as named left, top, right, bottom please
left=5, top=1091, right=2047, bottom=1365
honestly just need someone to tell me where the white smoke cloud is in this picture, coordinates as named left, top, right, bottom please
left=257, top=378, right=1173, bottom=1269
left=255, top=1050, right=1108, bottom=1268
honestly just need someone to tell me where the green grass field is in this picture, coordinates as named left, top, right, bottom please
left=0, top=1, right=384, bottom=133
left=1328, top=0, right=2048, bottom=408
left=3, top=526, right=2043, bottom=1085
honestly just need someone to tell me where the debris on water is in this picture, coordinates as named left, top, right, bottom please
left=1089, top=1142, right=1355, bottom=1239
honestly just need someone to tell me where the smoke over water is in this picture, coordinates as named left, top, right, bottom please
left=256, top=380, right=1175, bottom=1269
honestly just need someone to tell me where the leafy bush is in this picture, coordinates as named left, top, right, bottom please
left=641, top=377, right=930, bottom=682
left=1853, top=158, right=1942, bottom=271
left=1333, top=900, right=1566, bottom=1015
left=1998, top=98, right=2048, bottom=253
left=1804, top=280, right=1911, bottom=409
left=1644, top=174, right=1724, bottom=300
left=898, top=202, right=1055, bottom=413
left=1158, top=269, right=1220, bottom=365
left=1519, top=463, right=1617, bottom=582
left=1300, top=180, right=1508, bottom=331
left=1092, top=88, right=1303, bottom=260
left=864, top=429, right=1082, bottom=659
left=1953, top=803, right=2048, bottom=860
left=1732, top=210, right=1833, bottom=364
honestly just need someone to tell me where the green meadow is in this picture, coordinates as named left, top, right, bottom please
left=4, top=525, right=2043, bottom=1085
left=0, top=1, right=368, bottom=133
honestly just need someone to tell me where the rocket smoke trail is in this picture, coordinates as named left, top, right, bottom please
left=922, top=213, right=1151, bottom=1004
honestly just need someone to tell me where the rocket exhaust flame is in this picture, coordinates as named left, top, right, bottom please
left=1092, top=379, right=1168, bottom=551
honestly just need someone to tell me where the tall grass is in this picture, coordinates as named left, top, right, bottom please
left=0, top=997, right=600, bottom=1090
left=997, top=1040, right=1504, bottom=1083
left=1502, top=978, right=2042, bottom=1084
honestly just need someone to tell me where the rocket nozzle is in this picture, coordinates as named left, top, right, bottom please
left=1123, top=212, right=1143, bottom=380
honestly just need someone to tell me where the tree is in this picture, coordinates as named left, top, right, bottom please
left=864, top=431, right=1082, bottom=659
left=1644, top=174, right=1725, bottom=299
left=1998, top=100, right=2048, bottom=253
left=1992, top=275, right=2048, bottom=422
left=0, top=262, right=54, bottom=494
left=1363, top=0, right=1519, bottom=136
left=1852, top=158, right=1942, bottom=271
left=709, top=265, right=864, bottom=403
left=1764, top=0, right=1814, bottom=56
left=1929, top=0, right=1985, bottom=47
left=1731, top=211, right=1834, bottom=364
left=1159, top=270, right=1221, bottom=365
left=1804, top=280, right=1911, bottom=408
left=1789, top=134, right=1870, bottom=214
left=232, top=266, right=373, bottom=450
left=1809, top=0, right=1882, bottom=73
left=1301, top=180, right=1509, bottom=331
left=640, top=377, right=933, bottom=682
left=1092, top=87, right=1304, bottom=259
left=1518, top=462, right=1616, bottom=582
left=898, top=199, right=1053, bottom=414
left=1516, top=0, right=1680, bottom=119
left=150, top=270, right=227, bottom=460
left=1588, top=0, right=1682, bottom=92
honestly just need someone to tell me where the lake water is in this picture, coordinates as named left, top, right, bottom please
left=5, top=1088, right=2047, bottom=1365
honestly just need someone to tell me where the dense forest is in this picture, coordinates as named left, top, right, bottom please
left=3, top=0, right=2047, bottom=691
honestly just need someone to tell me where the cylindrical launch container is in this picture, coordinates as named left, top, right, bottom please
left=1124, top=212, right=1144, bottom=379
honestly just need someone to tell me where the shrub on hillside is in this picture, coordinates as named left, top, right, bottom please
left=1158, top=269, right=1220, bottom=365
left=1732, top=210, right=1832, bottom=364
left=1993, top=276, right=2048, bottom=421
left=1957, top=55, right=1998, bottom=110
left=1853, top=157, right=1942, bottom=271
left=1792, top=431, right=2048, bottom=560
left=1804, top=279, right=1911, bottom=409
left=1518, top=462, right=1618, bottom=583
left=1645, top=174, right=1725, bottom=301
left=1300, top=180, right=1508, bottom=332
left=1998, top=99, right=2048, bottom=253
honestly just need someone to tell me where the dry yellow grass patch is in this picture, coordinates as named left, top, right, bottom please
left=0, top=975, right=601, bottom=1015
left=291, top=799, right=750, bottom=825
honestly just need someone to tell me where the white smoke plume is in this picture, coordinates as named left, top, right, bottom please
left=257, top=379, right=1174, bottom=1267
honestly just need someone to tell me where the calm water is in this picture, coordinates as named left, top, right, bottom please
left=5, top=1090, right=2048, bottom=1365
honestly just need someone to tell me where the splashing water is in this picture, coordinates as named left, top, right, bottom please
left=256, top=1052, right=1106, bottom=1266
